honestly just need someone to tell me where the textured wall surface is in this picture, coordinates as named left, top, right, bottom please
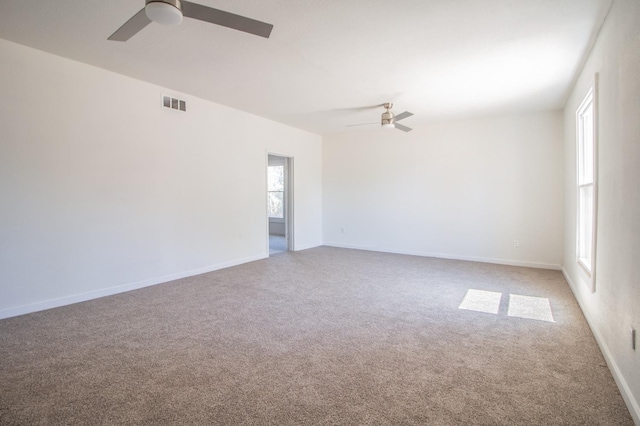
left=562, top=0, right=640, bottom=422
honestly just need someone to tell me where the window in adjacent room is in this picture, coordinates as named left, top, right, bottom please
left=576, top=79, right=598, bottom=289
left=267, top=165, right=284, bottom=218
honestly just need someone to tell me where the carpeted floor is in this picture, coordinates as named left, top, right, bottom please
left=0, top=247, right=633, bottom=425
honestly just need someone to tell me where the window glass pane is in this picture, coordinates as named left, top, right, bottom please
left=268, top=166, right=284, bottom=192
left=581, top=103, right=594, bottom=183
left=268, top=191, right=284, bottom=218
left=578, top=184, right=593, bottom=266
left=576, top=86, right=596, bottom=279
left=578, top=116, right=585, bottom=183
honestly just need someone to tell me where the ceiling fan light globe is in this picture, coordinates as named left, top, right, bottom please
left=381, top=123, right=395, bottom=129
left=145, top=1, right=183, bottom=26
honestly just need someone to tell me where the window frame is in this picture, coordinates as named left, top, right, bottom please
left=575, top=75, right=598, bottom=292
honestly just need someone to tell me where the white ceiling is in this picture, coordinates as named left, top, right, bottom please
left=0, top=0, right=611, bottom=135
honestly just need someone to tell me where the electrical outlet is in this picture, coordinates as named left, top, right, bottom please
left=632, top=328, right=636, bottom=351
left=513, top=240, right=519, bottom=247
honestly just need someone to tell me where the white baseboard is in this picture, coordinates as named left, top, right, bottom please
left=323, top=242, right=562, bottom=270
left=0, top=253, right=267, bottom=320
left=562, top=268, right=640, bottom=425
left=292, top=242, right=323, bottom=252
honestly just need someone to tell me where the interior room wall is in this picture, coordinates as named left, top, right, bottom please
left=323, top=111, right=564, bottom=269
left=268, top=222, right=286, bottom=236
left=0, top=39, right=322, bottom=319
left=562, top=0, right=640, bottom=421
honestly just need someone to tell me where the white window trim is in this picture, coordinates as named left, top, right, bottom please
left=575, top=74, right=599, bottom=292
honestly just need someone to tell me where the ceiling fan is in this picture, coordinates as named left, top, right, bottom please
left=347, top=103, right=414, bottom=132
left=108, top=0, right=274, bottom=42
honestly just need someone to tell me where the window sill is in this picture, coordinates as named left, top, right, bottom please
left=577, top=257, right=592, bottom=275
left=577, top=257, right=596, bottom=292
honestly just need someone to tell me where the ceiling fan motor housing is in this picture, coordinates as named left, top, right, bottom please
left=381, top=103, right=395, bottom=126
left=146, top=0, right=183, bottom=25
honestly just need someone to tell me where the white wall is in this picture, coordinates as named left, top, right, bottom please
left=0, top=39, right=322, bottom=319
left=323, top=111, right=564, bottom=269
left=562, top=0, right=640, bottom=421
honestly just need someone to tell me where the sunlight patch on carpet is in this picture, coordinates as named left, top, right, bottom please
left=508, top=294, right=555, bottom=322
left=459, top=290, right=555, bottom=323
left=458, top=289, right=502, bottom=314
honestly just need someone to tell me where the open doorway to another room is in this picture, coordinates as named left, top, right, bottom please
left=267, top=154, right=293, bottom=256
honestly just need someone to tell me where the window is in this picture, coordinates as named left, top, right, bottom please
left=576, top=82, right=597, bottom=283
left=267, top=165, right=284, bottom=218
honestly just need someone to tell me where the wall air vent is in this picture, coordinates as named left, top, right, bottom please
left=162, top=95, right=186, bottom=112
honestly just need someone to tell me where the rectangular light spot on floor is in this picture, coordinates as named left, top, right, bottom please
left=458, top=289, right=502, bottom=314
left=508, top=294, right=555, bottom=322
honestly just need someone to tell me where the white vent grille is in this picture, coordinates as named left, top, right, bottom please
left=162, top=95, right=186, bottom=112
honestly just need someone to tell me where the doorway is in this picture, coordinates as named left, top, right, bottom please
left=267, top=154, right=293, bottom=255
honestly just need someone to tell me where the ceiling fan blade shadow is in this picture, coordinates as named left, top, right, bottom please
left=182, top=1, right=273, bottom=38
left=108, top=8, right=151, bottom=41
left=394, top=123, right=412, bottom=132
left=394, top=111, right=414, bottom=122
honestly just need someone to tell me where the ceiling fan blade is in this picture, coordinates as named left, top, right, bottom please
left=394, top=123, right=413, bottom=132
left=182, top=1, right=274, bottom=38
left=346, top=122, right=378, bottom=127
left=108, top=8, right=151, bottom=41
left=394, top=111, right=414, bottom=122
left=337, top=104, right=385, bottom=112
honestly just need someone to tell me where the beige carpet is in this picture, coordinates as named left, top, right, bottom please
left=0, top=247, right=633, bottom=425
